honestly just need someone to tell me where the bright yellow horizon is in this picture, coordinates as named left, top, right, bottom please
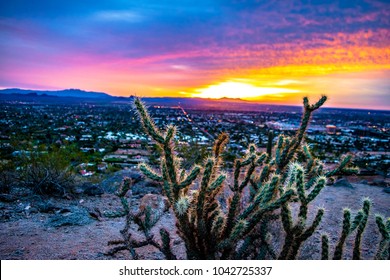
left=190, top=81, right=300, bottom=100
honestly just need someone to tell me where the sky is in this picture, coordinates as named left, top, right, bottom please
left=0, top=0, right=389, bottom=109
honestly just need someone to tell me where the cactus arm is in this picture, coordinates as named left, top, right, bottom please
left=266, top=130, right=274, bottom=159
left=178, top=165, right=201, bottom=189
left=352, top=199, right=371, bottom=260
left=139, top=163, right=164, bottom=182
left=134, top=98, right=165, bottom=144
left=333, top=209, right=351, bottom=260
left=160, top=228, right=177, bottom=260
left=321, top=234, right=329, bottom=260
left=375, top=215, right=390, bottom=260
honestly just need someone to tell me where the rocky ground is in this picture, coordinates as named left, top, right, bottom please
left=0, top=172, right=389, bottom=260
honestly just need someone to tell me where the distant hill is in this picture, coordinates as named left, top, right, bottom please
left=2, top=88, right=386, bottom=113
left=0, top=88, right=301, bottom=112
left=0, top=88, right=113, bottom=99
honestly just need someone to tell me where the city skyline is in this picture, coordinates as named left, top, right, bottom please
left=1, top=0, right=389, bottom=110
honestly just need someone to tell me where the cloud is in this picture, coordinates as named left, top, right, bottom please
left=0, top=0, right=389, bottom=109
left=93, top=10, right=145, bottom=22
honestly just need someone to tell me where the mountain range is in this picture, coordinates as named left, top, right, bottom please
left=0, top=88, right=112, bottom=99
left=0, top=88, right=245, bottom=102
left=2, top=87, right=385, bottom=113
left=0, top=88, right=302, bottom=112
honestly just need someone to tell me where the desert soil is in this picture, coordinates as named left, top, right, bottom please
left=0, top=180, right=389, bottom=260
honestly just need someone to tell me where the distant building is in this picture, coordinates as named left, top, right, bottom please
left=326, top=125, right=337, bottom=135
left=97, top=163, right=108, bottom=171
left=80, top=170, right=94, bottom=177
left=266, top=121, right=297, bottom=131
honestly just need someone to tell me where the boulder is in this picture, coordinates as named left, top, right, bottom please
left=139, top=194, right=169, bottom=220
left=36, top=200, right=61, bottom=213
left=73, top=182, right=104, bottom=196
left=0, top=194, right=18, bottom=202
left=87, top=207, right=102, bottom=220
left=132, top=180, right=162, bottom=196
left=372, top=179, right=388, bottom=187
left=47, top=206, right=94, bottom=227
left=333, top=178, right=354, bottom=189
left=83, top=184, right=104, bottom=196
left=101, top=170, right=143, bottom=193
left=71, top=186, right=85, bottom=195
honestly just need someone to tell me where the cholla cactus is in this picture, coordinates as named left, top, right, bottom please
left=353, top=198, right=371, bottom=259
left=325, top=202, right=389, bottom=260
left=105, top=178, right=176, bottom=259
left=375, top=215, right=390, bottom=260
left=326, top=198, right=370, bottom=260
left=133, top=96, right=374, bottom=260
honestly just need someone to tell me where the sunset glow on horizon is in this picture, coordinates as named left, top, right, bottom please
left=0, top=0, right=389, bottom=109
left=190, top=81, right=300, bottom=100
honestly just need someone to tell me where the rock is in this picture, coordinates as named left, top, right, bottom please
left=56, top=208, right=71, bottom=214
left=0, top=194, right=18, bottom=202
left=372, top=179, right=388, bottom=187
left=101, top=170, right=143, bottom=193
left=74, top=182, right=104, bottom=196
left=36, top=201, right=61, bottom=213
left=132, top=180, right=162, bottom=196
left=87, top=207, right=102, bottom=220
left=47, top=206, right=94, bottom=227
left=83, top=184, right=104, bottom=196
left=72, top=187, right=85, bottom=195
left=139, top=194, right=169, bottom=221
left=11, top=249, right=25, bottom=257
left=28, top=207, right=39, bottom=214
left=333, top=178, right=354, bottom=188
left=383, top=187, right=390, bottom=194
left=0, top=210, right=11, bottom=221
left=16, top=203, right=28, bottom=213
left=359, top=179, right=369, bottom=185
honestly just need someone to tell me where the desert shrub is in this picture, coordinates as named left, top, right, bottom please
left=110, top=96, right=388, bottom=260
left=17, top=151, right=75, bottom=196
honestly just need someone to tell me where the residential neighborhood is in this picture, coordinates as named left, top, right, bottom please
left=0, top=100, right=389, bottom=180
